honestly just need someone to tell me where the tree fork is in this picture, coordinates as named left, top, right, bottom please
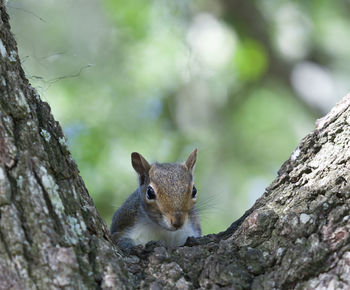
left=1, top=1, right=350, bottom=289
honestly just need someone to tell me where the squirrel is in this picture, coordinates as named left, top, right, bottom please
left=110, top=149, right=201, bottom=250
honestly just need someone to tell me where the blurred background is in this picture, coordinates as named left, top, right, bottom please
left=7, top=0, right=350, bottom=234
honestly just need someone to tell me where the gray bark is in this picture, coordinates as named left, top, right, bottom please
left=1, top=2, right=350, bottom=289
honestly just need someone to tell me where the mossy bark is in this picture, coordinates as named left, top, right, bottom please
left=1, top=1, right=350, bottom=289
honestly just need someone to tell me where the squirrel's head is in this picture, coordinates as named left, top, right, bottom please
left=131, top=149, right=198, bottom=231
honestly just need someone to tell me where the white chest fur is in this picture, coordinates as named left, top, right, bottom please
left=124, top=218, right=198, bottom=247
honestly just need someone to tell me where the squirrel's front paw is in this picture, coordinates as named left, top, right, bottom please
left=144, top=240, right=166, bottom=252
left=115, top=237, right=143, bottom=255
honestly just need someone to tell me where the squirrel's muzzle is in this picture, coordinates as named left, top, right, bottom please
left=169, top=213, right=186, bottom=230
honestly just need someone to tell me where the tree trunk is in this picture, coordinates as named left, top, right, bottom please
left=1, top=2, right=350, bottom=289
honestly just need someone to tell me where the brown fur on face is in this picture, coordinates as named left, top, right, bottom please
left=143, top=163, right=196, bottom=230
left=132, top=150, right=198, bottom=231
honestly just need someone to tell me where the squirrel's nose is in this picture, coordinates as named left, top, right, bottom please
left=170, top=214, right=184, bottom=229
left=171, top=221, right=182, bottom=229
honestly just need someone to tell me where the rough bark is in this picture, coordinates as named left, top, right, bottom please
left=1, top=2, right=350, bottom=289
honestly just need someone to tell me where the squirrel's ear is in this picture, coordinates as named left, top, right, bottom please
left=131, top=152, right=151, bottom=184
left=185, top=148, right=197, bottom=172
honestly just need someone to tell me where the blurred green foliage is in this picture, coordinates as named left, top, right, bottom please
left=8, top=0, right=350, bottom=234
left=235, top=39, right=268, bottom=81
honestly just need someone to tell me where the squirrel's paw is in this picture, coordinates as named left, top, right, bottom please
left=145, top=240, right=166, bottom=251
left=115, top=237, right=143, bottom=255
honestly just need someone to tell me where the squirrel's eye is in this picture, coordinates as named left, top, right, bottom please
left=192, top=186, right=197, bottom=198
left=146, top=186, right=156, bottom=200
